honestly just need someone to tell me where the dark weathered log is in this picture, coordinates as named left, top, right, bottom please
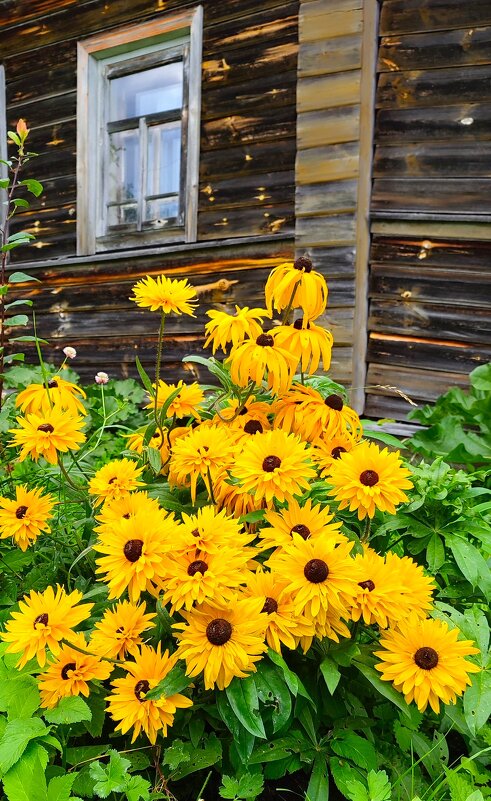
left=379, top=0, right=491, bottom=36
left=200, top=139, right=296, bottom=181
left=198, top=204, right=294, bottom=240
left=363, top=392, right=415, bottom=421
left=7, top=92, right=76, bottom=131
left=201, top=70, right=297, bottom=122
left=204, top=2, right=298, bottom=53
left=369, top=300, right=491, bottom=344
left=370, top=236, right=491, bottom=271
left=377, top=64, right=491, bottom=109
left=370, top=264, right=491, bottom=307
left=367, top=334, right=491, bottom=373
left=202, top=107, right=296, bottom=151
left=366, top=361, right=470, bottom=402
left=296, top=180, right=358, bottom=216
left=372, top=178, right=491, bottom=213
left=202, top=39, right=297, bottom=87
left=375, top=103, right=491, bottom=143
left=379, top=26, right=491, bottom=73
left=198, top=170, right=294, bottom=213
left=373, top=141, right=491, bottom=178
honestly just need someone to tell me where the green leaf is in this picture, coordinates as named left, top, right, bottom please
left=354, top=661, right=411, bottom=717
left=83, top=692, right=106, bottom=737
left=12, top=198, right=30, bottom=209
left=145, top=664, right=191, bottom=700
left=125, top=774, right=151, bottom=801
left=145, top=445, right=162, bottom=474
left=6, top=314, right=29, bottom=327
left=216, top=692, right=255, bottom=764
left=267, top=650, right=313, bottom=702
left=5, top=299, right=33, bottom=309
left=220, top=775, right=241, bottom=800
left=220, top=773, right=264, bottom=800
left=168, top=733, right=222, bottom=780
left=448, top=536, right=491, bottom=594
left=426, top=533, right=445, bottom=572
left=331, top=732, right=377, bottom=771
left=330, top=757, right=365, bottom=801
left=89, top=751, right=131, bottom=798
left=0, top=717, right=49, bottom=774
left=135, top=356, right=154, bottom=396
left=0, top=673, right=40, bottom=719
left=47, top=774, right=76, bottom=801
left=225, top=676, right=266, bottom=739
left=44, top=696, right=92, bottom=725
left=320, top=657, right=341, bottom=695
left=470, top=363, right=491, bottom=391
left=367, top=770, right=392, bottom=801
left=8, top=271, right=41, bottom=283
left=19, top=179, right=43, bottom=197
left=2, top=741, right=49, bottom=801
left=463, top=671, right=491, bottom=735
left=306, top=755, right=329, bottom=801
left=254, top=660, right=292, bottom=733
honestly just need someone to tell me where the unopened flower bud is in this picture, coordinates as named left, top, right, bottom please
left=16, top=118, right=29, bottom=141
left=95, top=371, right=109, bottom=385
left=63, top=346, right=77, bottom=359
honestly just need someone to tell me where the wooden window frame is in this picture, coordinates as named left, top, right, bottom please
left=0, top=66, right=7, bottom=232
left=77, top=7, right=203, bottom=256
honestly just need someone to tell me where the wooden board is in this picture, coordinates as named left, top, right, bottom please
left=367, top=333, right=491, bottom=373
left=377, top=64, right=491, bottom=109
left=372, top=178, right=491, bottom=213
left=379, top=26, right=491, bottom=73
left=379, top=1, right=491, bottom=36
left=369, top=299, right=491, bottom=344
left=375, top=102, right=491, bottom=143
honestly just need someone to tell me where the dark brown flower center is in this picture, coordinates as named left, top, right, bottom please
left=187, top=559, right=208, bottom=576
left=33, top=613, right=48, bottom=628
left=358, top=579, right=375, bottom=592
left=15, top=505, right=28, bottom=519
left=360, top=470, right=379, bottom=487
left=238, top=406, right=249, bottom=416
left=61, top=662, right=76, bottom=680
left=304, top=558, right=329, bottom=583
left=37, top=423, right=54, bottom=433
left=124, top=539, right=144, bottom=562
left=293, top=319, right=310, bottom=330
left=108, top=477, right=117, bottom=484
left=206, top=618, right=232, bottom=645
left=290, top=523, right=311, bottom=540
left=134, top=679, right=150, bottom=700
left=324, top=394, right=343, bottom=411
left=256, top=333, right=274, bottom=347
left=294, top=256, right=313, bottom=273
left=115, top=626, right=124, bottom=634
left=414, top=647, right=439, bottom=670
left=331, top=446, right=347, bottom=460
left=244, top=420, right=263, bottom=435
left=123, top=513, right=130, bottom=519
left=47, top=379, right=58, bottom=389
left=191, top=528, right=200, bottom=538
left=261, top=596, right=278, bottom=615
left=262, top=455, right=281, bottom=472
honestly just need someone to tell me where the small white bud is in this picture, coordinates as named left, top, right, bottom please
left=95, top=371, right=109, bottom=385
left=63, top=346, right=77, bottom=359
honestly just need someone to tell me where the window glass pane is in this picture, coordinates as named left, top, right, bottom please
left=107, top=129, right=139, bottom=205
left=107, top=203, right=138, bottom=228
left=109, top=62, right=183, bottom=120
left=145, top=197, right=180, bottom=225
left=146, top=121, right=181, bottom=198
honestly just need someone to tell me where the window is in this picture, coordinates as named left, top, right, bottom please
left=77, top=8, right=202, bottom=254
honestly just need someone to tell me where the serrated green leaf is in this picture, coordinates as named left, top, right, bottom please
left=0, top=673, right=40, bottom=719
left=331, top=732, right=377, bottom=772
left=0, top=717, right=48, bottom=774
left=89, top=751, right=131, bottom=798
left=47, top=773, right=76, bottom=801
left=44, top=696, right=92, bottom=725
left=2, top=741, right=48, bottom=801
left=125, top=774, right=151, bottom=801
left=168, top=734, right=222, bottom=780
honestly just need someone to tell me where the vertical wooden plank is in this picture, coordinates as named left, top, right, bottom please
left=351, top=0, right=379, bottom=413
left=185, top=4, right=203, bottom=244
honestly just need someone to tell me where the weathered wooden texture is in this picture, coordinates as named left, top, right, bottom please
left=366, top=1, right=491, bottom=420
left=8, top=238, right=352, bottom=385
left=2, top=0, right=299, bottom=262
left=295, top=0, right=372, bottom=397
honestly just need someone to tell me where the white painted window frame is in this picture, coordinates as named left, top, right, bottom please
left=77, top=7, right=203, bottom=255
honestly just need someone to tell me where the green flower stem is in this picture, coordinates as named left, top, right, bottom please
left=361, top=516, right=371, bottom=544
left=154, top=309, right=166, bottom=441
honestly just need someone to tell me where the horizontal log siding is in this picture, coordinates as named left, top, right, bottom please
left=0, top=0, right=299, bottom=380
left=295, top=0, right=372, bottom=394
left=366, top=0, right=491, bottom=419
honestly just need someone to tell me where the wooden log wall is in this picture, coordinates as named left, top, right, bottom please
left=366, top=0, right=491, bottom=419
left=295, top=0, right=377, bottom=406
left=0, top=0, right=343, bottom=385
